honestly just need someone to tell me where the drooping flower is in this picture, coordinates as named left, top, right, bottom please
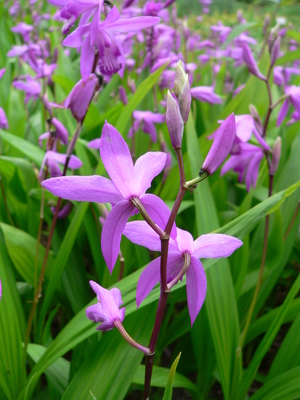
left=42, top=122, right=175, bottom=272
left=0, top=108, right=8, bottom=130
left=277, top=85, right=300, bottom=126
left=123, top=222, right=242, bottom=325
left=201, top=113, right=236, bottom=175
left=241, top=42, right=266, bottom=81
left=13, top=76, right=41, bottom=103
left=86, top=281, right=125, bottom=331
left=50, top=74, right=99, bottom=123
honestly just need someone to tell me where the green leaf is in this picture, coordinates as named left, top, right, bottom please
left=115, top=63, right=169, bottom=135
left=0, top=233, right=26, bottom=400
left=0, top=129, right=44, bottom=166
left=37, top=202, right=89, bottom=334
left=275, top=50, right=300, bottom=66
left=27, top=344, right=70, bottom=399
left=0, top=222, right=55, bottom=286
left=162, top=353, right=182, bottom=400
left=249, top=367, right=300, bottom=400
left=237, top=275, right=300, bottom=399
left=286, top=30, right=300, bottom=43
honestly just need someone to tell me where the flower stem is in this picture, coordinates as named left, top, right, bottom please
left=131, top=197, right=166, bottom=238
left=114, top=320, right=152, bottom=355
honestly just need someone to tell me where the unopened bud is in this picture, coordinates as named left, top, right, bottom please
left=270, top=36, right=280, bottom=66
left=249, top=104, right=263, bottom=135
left=270, top=136, right=281, bottom=176
left=202, top=113, right=236, bottom=175
left=166, top=91, right=184, bottom=149
left=263, top=14, right=270, bottom=37
left=174, top=60, right=191, bottom=123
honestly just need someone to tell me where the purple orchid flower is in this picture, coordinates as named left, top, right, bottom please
left=11, top=22, right=33, bottom=42
left=63, top=6, right=160, bottom=79
left=128, top=110, right=165, bottom=142
left=86, top=281, right=125, bottom=331
left=39, top=118, right=69, bottom=148
left=42, top=122, right=175, bottom=273
left=0, top=68, right=6, bottom=79
left=191, top=86, right=222, bottom=104
left=13, top=76, right=41, bottom=103
left=39, top=150, right=82, bottom=179
left=123, top=222, right=242, bottom=325
left=277, top=85, right=300, bottom=126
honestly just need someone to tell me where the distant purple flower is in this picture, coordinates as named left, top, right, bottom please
left=39, top=150, right=82, bottom=179
left=191, top=86, right=222, bottom=104
left=0, top=69, right=5, bottom=80
left=11, top=22, right=33, bottom=42
left=42, top=122, right=175, bottom=272
left=129, top=110, right=165, bottom=142
left=211, top=22, right=231, bottom=44
left=123, top=222, right=242, bottom=325
left=13, top=76, right=41, bottom=103
left=63, top=6, right=160, bottom=79
left=39, top=118, right=69, bottom=147
left=86, top=281, right=125, bottom=331
left=0, top=108, right=8, bottom=130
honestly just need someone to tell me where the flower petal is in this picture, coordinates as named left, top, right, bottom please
left=100, top=122, right=136, bottom=198
left=134, top=152, right=167, bottom=195
left=42, top=175, right=123, bottom=203
left=139, top=194, right=177, bottom=238
left=123, top=221, right=161, bottom=251
left=136, top=257, right=161, bottom=307
left=80, top=34, right=94, bottom=80
left=186, top=257, right=207, bottom=326
left=193, top=234, right=243, bottom=258
left=106, top=16, right=160, bottom=33
left=101, top=200, right=136, bottom=273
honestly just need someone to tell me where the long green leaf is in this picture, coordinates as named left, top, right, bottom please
left=237, top=275, right=300, bottom=399
left=115, top=63, right=168, bottom=135
left=162, top=353, right=182, bottom=400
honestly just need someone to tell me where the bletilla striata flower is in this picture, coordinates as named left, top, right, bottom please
left=63, top=6, right=160, bottom=79
left=123, top=221, right=242, bottom=325
left=86, top=281, right=125, bottom=331
left=42, top=122, right=175, bottom=273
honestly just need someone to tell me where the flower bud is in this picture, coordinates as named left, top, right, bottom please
left=174, top=60, right=191, bottom=123
left=269, top=136, right=281, bottom=176
left=270, top=36, right=280, bottom=66
left=242, top=42, right=266, bottom=81
left=166, top=91, right=184, bottom=149
left=249, top=104, right=263, bottom=135
left=263, top=14, right=270, bottom=37
left=202, top=113, right=236, bottom=175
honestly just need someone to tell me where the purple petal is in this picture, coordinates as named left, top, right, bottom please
left=175, top=228, right=194, bottom=254
left=193, top=234, right=243, bottom=258
left=51, top=118, right=69, bottom=145
left=136, top=257, right=161, bottom=307
left=100, top=122, right=136, bottom=198
left=186, top=257, right=207, bottom=326
left=276, top=98, right=289, bottom=127
left=191, top=86, right=223, bottom=104
left=142, top=120, right=157, bottom=142
left=202, top=113, right=236, bottom=174
left=242, top=42, right=266, bottom=81
left=101, top=200, right=136, bottom=273
left=134, top=152, right=167, bottom=195
left=42, top=175, right=123, bottom=203
left=245, top=151, right=263, bottom=191
left=80, top=35, right=94, bottom=80
left=88, top=138, right=101, bottom=149
left=139, top=194, right=177, bottom=238
left=63, top=24, right=89, bottom=48
left=106, top=15, right=160, bottom=33
left=123, top=221, right=161, bottom=251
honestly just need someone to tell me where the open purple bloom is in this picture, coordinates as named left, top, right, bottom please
left=123, top=222, right=242, bottom=325
left=129, top=110, right=165, bottom=142
left=42, top=122, right=174, bottom=272
left=86, top=281, right=125, bottom=331
left=63, top=6, right=160, bottom=79
left=191, top=86, right=222, bottom=104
